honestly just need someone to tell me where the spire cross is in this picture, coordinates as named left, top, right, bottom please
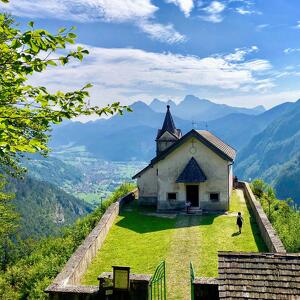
left=192, top=121, right=197, bottom=129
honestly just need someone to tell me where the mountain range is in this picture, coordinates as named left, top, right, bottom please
left=149, top=95, right=265, bottom=121
left=48, top=95, right=300, bottom=204
left=49, top=95, right=290, bottom=160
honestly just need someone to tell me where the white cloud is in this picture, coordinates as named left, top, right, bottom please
left=256, top=24, right=269, bottom=31
left=0, top=0, right=185, bottom=44
left=0, top=0, right=158, bottom=22
left=28, top=44, right=274, bottom=109
left=138, top=21, right=186, bottom=43
left=166, top=0, right=194, bottom=17
left=241, top=59, right=271, bottom=72
left=200, top=1, right=226, bottom=23
left=294, top=21, right=300, bottom=29
left=198, top=0, right=259, bottom=23
left=220, top=89, right=300, bottom=109
left=235, top=7, right=254, bottom=15
left=284, top=48, right=300, bottom=54
left=3, top=0, right=158, bottom=22
left=224, top=46, right=258, bottom=62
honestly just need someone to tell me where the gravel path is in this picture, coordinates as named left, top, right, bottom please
left=166, top=215, right=202, bottom=300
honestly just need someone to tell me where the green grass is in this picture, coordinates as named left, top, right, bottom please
left=82, top=190, right=267, bottom=299
left=75, top=192, right=109, bottom=207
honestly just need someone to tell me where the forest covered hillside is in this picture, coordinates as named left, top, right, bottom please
left=6, top=176, right=91, bottom=239
left=236, top=100, right=300, bottom=203
left=23, top=156, right=83, bottom=188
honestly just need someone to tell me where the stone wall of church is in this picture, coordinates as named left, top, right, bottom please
left=136, top=166, right=158, bottom=206
left=228, top=164, right=233, bottom=197
left=156, top=137, right=230, bottom=211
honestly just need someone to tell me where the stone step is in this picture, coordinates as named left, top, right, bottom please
left=180, top=208, right=203, bottom=215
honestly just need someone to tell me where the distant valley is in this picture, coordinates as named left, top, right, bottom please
left=13, top=155, right=144, bottom=238
left=49, top=95, right=270, bottom=161
left=48, top=95, right=300, bottom=204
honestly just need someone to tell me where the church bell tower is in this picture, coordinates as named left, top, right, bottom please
left=156, top=105, right=182, bottom=155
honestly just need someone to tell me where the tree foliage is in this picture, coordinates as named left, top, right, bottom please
left=0, top=6, right=132, bottom=285
left=0, top=14, right=130, bottom=176
left=251, top=179, right=300, bottom=252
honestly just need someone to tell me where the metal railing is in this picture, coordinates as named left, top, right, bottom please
left=190, top=261, right=195, bottom=300
left=149, top=261, right=167, bottom=300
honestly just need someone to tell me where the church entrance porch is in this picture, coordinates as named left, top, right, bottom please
left=186, top=185, right=199, bottom=207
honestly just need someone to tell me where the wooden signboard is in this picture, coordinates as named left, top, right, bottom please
left=113, top=266, right=130, bottom=291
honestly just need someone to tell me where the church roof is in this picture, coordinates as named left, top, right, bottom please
left=218, top=252, right=300, bottom=299
left=156, top=105, right=181, bottom=140
left=176, top=157, right=207, bottom=183
left=133, top=129, right=236, bottom=179
left=195, top=130, right=236, bottom=162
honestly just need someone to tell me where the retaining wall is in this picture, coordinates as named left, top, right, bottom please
left=192, top=182, right=286, bottom=299
left=237, top=181, right=286, bottom=253
left=46, top=189, right=141, bottom=299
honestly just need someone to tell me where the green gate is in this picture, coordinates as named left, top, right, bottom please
left=149, top=261, right=166, bottom=300
left=190, top=262, right=195, bottom=300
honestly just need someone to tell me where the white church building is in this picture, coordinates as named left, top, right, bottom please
left=133, top=105, right=236, bottom=211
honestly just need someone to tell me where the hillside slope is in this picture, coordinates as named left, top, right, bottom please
left=23, top=155, right=83, bottom=188
left=6, top=176, right=91, bottom=239
left=235, top=100, right=300, bottom=203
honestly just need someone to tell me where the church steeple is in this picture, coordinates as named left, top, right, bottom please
left=161, top=105, right=176, bottom=136
left=156, top=105, right=182, bottom=155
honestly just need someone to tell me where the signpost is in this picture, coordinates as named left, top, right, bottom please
left=113, top=266, right=130, bottom=299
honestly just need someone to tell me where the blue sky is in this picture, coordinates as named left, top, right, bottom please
left=2, top=0, right=300, bottom=113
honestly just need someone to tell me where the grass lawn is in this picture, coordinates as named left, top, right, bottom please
left=82, top=189, right=267, bottom=299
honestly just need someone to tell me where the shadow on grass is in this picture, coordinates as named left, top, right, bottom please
left=116, top=201, right=217, bottom=233
left=231, top=231, right=241, bottom=237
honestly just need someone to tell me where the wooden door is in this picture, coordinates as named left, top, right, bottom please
left=186, top=185, right=199, bottom=207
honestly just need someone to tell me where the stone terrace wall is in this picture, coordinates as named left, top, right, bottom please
left=46, top=189, right=138, bottom=298
left=193, top=277, right=219, bottom=300
left=238, top=181, right=286, bottom=253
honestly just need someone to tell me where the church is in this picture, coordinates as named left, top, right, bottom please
left=133, top=105, right=236, bottom=211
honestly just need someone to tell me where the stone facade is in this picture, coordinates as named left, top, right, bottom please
left=137, top=137, right=233, bottom=211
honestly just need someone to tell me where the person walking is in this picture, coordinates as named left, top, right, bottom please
left=236, top=212, right=243, bottom=234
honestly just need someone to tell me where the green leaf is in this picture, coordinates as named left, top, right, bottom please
left=84, top=83, right=93, bottom=89
left=0, top=14, right=130, bottom=179
left=68, top=32, right=77, bottom=38
left=58, top=27, right=66, bottom=33
left=47, top=60, right=57, bottom=66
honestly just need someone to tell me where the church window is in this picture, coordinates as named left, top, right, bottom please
left=210, top=193, right=219, bottom=202
left=167, top=193, right=177, bottom=200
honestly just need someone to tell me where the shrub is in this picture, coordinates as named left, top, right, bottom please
left=250, top=179, right=300, bottom=252
left=0, top=183, right=136, bottom=299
